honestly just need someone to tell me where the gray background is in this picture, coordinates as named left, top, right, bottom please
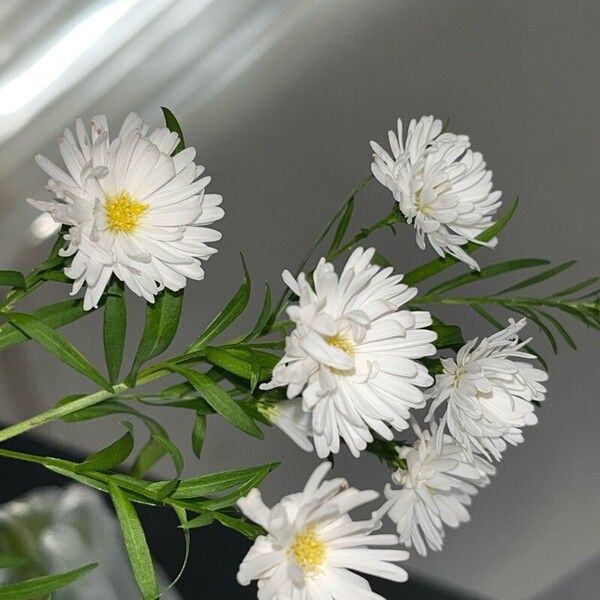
left=0, top=1, right=599, bottom=598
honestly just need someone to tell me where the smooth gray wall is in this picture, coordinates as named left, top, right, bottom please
left=0, top=2, right=599, bottom=599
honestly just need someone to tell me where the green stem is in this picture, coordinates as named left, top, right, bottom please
left=268, top=174, right=373, bottom=326
left=326, top=206, right=403, bottom=261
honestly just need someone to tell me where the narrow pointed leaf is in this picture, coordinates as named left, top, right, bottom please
left=187, top=257, right=250, bottom=352
left=179, top=512, right=214, bottom=530
left=109, top=482, right=158, bottom=600
left=74, top=422, right=134, bottom=473
left=404, top=198, right=519, bottom=286
left=0, top=299, right=89, bottom=351
left=328, top=197, right=354, bottom=255
left=213, top=512, right=264, bottom=540
left=552, top=277, right=600, bottom=298
left=161, top=463, right=279, bottom=499
left=5, top=312, right=110, bottom=390
left=169, top=365, right=262, bottom=439
left=104, top=279, right=127, bottom=384
left=539, top=310, right=577, bottom=349
left=191, top=413, right=207, bottom=458
left=0, top=271, right=26, bottom=289
left=161, top=107, right=185, bottom=154
left=0, top=563, right=97, bottom=599
left=426, top=259, right=550, bottom=296
left=497, top=261, right=577, bottom=295
left=168, top=507, right=191, bottom=592
left=128, top=289, right=184, bottom=384
left=246, top=283, right=271, bottom=340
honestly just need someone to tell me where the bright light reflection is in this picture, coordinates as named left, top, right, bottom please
left=29, top=213, right=61, bottom=243
left=0, top=0, right=139, bottom=115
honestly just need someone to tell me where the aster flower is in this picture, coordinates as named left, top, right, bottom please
left=426, top=318, right=548, bottom=461
left=257, top=399, right=314, bottom=452
left=237, top=462, right=409, bottom=599
left=370, top=115, right=502, bottom=269
left=28, top=112, right=224, bottom=310
left=383, top=422, right=495, bottom=556
left=261, top=247, right=437, bottom=458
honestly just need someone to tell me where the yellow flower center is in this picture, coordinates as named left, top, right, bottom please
left=104, top=192, right=148, bottom=233
left=324, top=334, right=355, bottom=356
left=290, top=526, right=326, bottom=572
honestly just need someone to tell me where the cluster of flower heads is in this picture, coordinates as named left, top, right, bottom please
left=29, top=113, right=547, bottom=597
left=239, top=119, right=547, bottom=596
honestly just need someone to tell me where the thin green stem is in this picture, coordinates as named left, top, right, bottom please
left=326, top=207, right=402, bottom=261
left=268, top=174, right=373, bottom=327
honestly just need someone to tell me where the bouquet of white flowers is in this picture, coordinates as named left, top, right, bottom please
left=0, top=109, right=597, bottom=599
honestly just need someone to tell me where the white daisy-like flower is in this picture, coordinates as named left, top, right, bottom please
left=237, top=462, right=409, bottom=599
left=426, top=318, right=548, bottom=461
left=383, top=422, right=495, bottom=556
left=29, top=112, right=224, bottom=310
left=261, top=247, right=437, bottom=458
left=257, top=399, right=314, bottom=453
left=370, top=115, right=502, bottom=269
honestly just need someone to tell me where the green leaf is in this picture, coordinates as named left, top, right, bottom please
left=204, top=346, right=278, bottom=382
left=552, top=277, right=600, bottom=298
left=0, top=299, right=89, bottom=352
left=0, top=555, right=28, bottom=569
left=161, top=107, right=185, bottom=155
left=328, top=197, right=354, bottom=255
left=0, top=271, right=26, bottom=289
left=371, top=252, right=392, bottom=268
left=430, top=322, right=464, bottom=350
left=169, top=365, right=263, bottom=439
left=212, top=512, right=264, bottom=540
left=246, top=283, right=272, bottom=340
left=179, top=511, right=214, bottom=530
left=187, top=257, right=250, bottom=352
left=426, top=259, right=550, bottom=296
left=109, top=482, right=158, bottom=600
left=163, top=463, right=279, bottom=499
left=168, top=507, right=191, bottom=593
left=128, top=289, right=184, bottom=385
left=191, top=412, right=207, bottom=458
left=0, top=563, right=97, bottom=599
left=74, top=422, right=134, bottom=473
left=404, top=198, right=519, bottom=286
left=497, top=261, right=577, bottom=295
left=104, top=279, right=127, bottom=384
left=5, top=312, right=110, bottom=390
left=538, top=310, right=577, bottom=350
left=195, top=465, right=270, bottom=511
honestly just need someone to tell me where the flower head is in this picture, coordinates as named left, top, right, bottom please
left=257, top=399, right=314, bottom=453
left=237, top=462, right=409, bottom=599
left=383, top=423, right=494, bottom=556
left=426, top=318, right=548, bottom=461
left=29, top=113, right=224, bottom=309
left=261, top=247, right=437, bottom=458
left=371, top=115, right=502, bottom=269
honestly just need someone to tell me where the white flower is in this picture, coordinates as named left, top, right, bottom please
left=370, top=115, right=502, bottom=269
left=383, top=423, right=494, bottom=556
left=426, top=318, right=548, bottom=461
left=237, top=462, right=409, bottom=599
left=261, top=247, right=437, bottom=458
left=29, top=112, right=224, bottom=310
left=257, top=399, right=314, bottom=452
